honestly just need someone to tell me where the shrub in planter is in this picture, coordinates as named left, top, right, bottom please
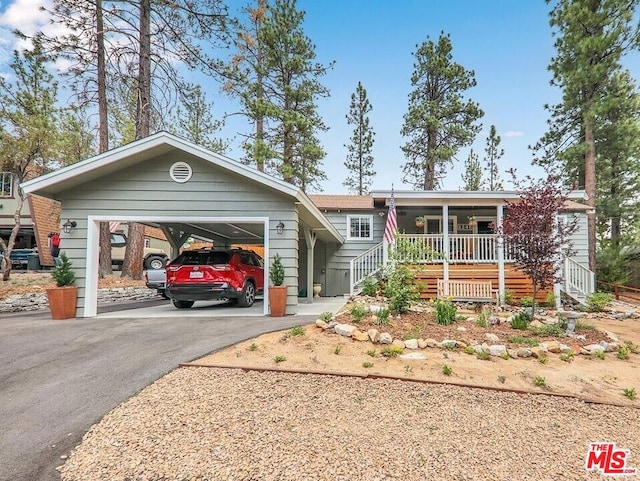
left=47, top=252, right=77, bottom=320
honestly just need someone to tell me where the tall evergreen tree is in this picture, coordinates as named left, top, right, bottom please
left=534, top=0, right=640, bottom=271
left=483, top=125, right=504, bottom=190
left=174, top=85, right=227, bottom=153
left=0, top=42, right=60, bottom=281
left=227, top=0, right=333, bottom=190
left=343, top=81, right=376, bottom=195
left=400, top=32, right=483, bottom=190
left=461, top=149, right=483, bottom=191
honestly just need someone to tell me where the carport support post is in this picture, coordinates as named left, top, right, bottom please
left=303, top=227, right=317, bottom=303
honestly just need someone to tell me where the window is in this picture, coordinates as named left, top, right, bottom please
left=144, top=238, right=151, bottom=248
left=0, top=172, right=13, bottom=197
left=347, top=215, right=373, bottom=240
left=424, top=216, right=457, bottom=234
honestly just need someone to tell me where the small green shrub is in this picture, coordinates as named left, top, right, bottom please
left=475, top=309, right=489, bottom=328
left=510, top=311, right=531, bottom=330
left=530, top=323, right=563, bottom=337
left=586, top=291, right=613, bottom=312
left=576, top=320, right=595, bottom=330
left=500, top=352, right=510, bottom=360
left=560, top=352, right=575, bottom=362
left=366, top=349, right=376, bottom=357
left=288, top=326, right=305, bottom=337
left=476, top=350, right=490, bottom=361
left=625, top=341, right=640, bottom=354
left=464, top=346, right=475, bottom=355
left=383, top=262, right=419, bottom=314
left=361, top=277, right=378, bottom=297
left=441, top=364, right=453, bottom=376
left=334, top=345, right=342, bottom=355
left=273, top=355, right=286, bottom=363
left=502, top=289, right=515, bottom=305
left=248, top=343, right=258, bottom=351
left=376, top=307, right=391, bottom=326
left=520, top=296, right=533, bottom=307
left=508, top=336, right=539, bottom=347
left=362, top=361, right=374, bottom=368
left=595, top=350, right=606, bottom=360
left=534, top=375, right=546, bottom=387
left=350, top=304, right=368, bottom=323
left=537, top=356, right=549, bottom=364
left=51, top=252, right=76, bottom=287
left=319, top=311, right=333, bottom=321
left=497, top=375, right=506, bottom=384
left=623, top=387, right=636, bottom=400
left=617, top=346, right=630, bottom=360
left=545, top=292, right=558, bottom=307
left=433, top=298, right=457, bottom=326
left=381, top=346, right=403, bottom=357
left=403, top=326, right=422, bottom=341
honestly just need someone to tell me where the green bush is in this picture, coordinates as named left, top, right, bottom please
left=350, top=304, right=368, bottom=322
left=376, top=307, right=391, bottom=326
left=475, top=308, right=489, bottom=328
left=520, top=296, right=533, bottom=307
left=586, top=292, right=613, bottom=312
left=529, top=323, right=564, bottom=337
left=502, top=289, right=515, bottom=305
left=432, top=298, right=457, bottom=326
left=361, top=277, right=378, bottom=297
left=51, top=252, right=76, bottom=287
left=545, top=292, right=558, bottom=307
left=510, top=311, right=531, bottom=330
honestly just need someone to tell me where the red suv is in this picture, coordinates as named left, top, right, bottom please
left=165, top=249, right=264, bottom=309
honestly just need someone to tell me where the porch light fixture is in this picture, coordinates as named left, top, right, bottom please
left=276, top=221, right=285, bottom=235
left=468, top=215, right=477, bottom=228
left=62, top=219, right=77, bottom=234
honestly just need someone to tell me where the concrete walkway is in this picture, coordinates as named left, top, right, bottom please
left=0, top=297, right=345, bottom=481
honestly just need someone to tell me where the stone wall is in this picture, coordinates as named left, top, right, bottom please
left=0, top=287, right=161, bottom=313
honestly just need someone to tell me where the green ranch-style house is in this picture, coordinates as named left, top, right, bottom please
left=21, top=132, right=594, bottom=317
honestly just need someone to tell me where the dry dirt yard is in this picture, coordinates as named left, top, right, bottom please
left=194, top=298, right=640, bottom=407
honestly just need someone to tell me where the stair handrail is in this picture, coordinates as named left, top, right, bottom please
left=564, top=257, right=595, bottom=300
left=350, top=242, right=384, bottom=295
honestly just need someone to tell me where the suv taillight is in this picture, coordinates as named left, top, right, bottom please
left=212, top=264, right=231, bottom=271
left=166, top=265, right=180, bottom=272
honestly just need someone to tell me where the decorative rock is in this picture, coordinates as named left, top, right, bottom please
left=484, top=333, right=500, bottom=342
left=315, top=319, right=329, bottom=329
left=368, top=305, right=385, bottom=314
left=425, top=338, right=439, bottom=348
left=379, top=333, right=393, bottom=344
left=542, top=341, right=562, bottom=354
left=455, top=340, right=468, bottom=348
left=417, top=339, right=428, bottom=349
left=473, top=344, right=484, bottom=354
left=404, top=339, right=419, bottom=350
left=530, top=346, right=548, bottom=358
left=489, top=316, right=501, bottom=326
left=559, top=343, right=572, bottom=353
left=570, top=344, right=582, bottom=355
left=585, top=344, right=605, bottom=354
left=334, top=324, right=356, bottom=337
left=606, top=331, right=620, bottom=343
left=489, top=344, right=507, bottom=357
left=440, top=340, right=457, bottom=349
left=529, top=320, right=545, bottom=329
left=516, top=348, right=532, bottom=358
left=456, top=326, right=467, bottom=332
left=352, top=329, right=369, bottom=342
left=599, top=340, right=618, bottom=352
left=392, top=339, right=405, bottom=349
left=399, top=352, right=426, bottom=360
left=507, top=349, right=519, bottom=359
left=367, top=329, right=380, bottom=343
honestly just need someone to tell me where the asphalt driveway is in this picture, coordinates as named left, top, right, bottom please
left=0, top=308, right=314, bottom=481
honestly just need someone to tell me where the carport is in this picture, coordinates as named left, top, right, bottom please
left=21, top=132, right=344, bottom=318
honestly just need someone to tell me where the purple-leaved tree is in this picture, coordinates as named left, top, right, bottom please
left=497, top=173, right=578, bottom=318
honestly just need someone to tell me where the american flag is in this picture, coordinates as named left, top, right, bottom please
left=109, top=221, right=121, bottom=233
left=383, top=188, right=397, bottom=244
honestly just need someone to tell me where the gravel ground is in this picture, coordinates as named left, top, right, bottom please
left=60, top=367, right=640, bottom=481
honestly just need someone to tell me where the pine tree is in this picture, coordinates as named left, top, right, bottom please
left=534, top=0, right=640, bottom=271
left=174, top=86, right=227, bottom=153
left=483, top=125, right=504, bottom=190
left=401, top=32, right=483, bottom=190
left=343, top=81, right=376, bottom=195
left=461, top=149, right=483, bottom=191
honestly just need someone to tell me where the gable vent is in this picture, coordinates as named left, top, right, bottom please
left=169, top=161, right=193, bottom=183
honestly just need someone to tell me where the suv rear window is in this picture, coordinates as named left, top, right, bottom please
left=172, top=251, right=232, bottom=266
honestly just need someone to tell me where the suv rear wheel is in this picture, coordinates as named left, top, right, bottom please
left=172, top=299, right=195, bottom=309
left=237, top=281, right=256, bottom=307
left=145, top=255, right=166, bottom=270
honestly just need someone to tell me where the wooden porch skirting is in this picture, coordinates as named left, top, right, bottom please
left=410, top=264, right=551, bottom=302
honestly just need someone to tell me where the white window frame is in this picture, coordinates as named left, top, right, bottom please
left=0, top=172, right=13, bottom=198
left=424, top=215, right=457, bottom=234
left=347, top=215, right=374, bottom=241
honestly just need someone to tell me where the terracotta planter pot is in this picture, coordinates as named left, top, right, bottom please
left=268, top=285, right=288, bottom=317
left=46, top=286, right=78, bottom=320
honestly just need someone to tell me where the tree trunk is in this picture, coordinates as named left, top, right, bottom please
left=584, top=116, right=597, bottom=272
left=423, top=129, right=437, bottom=190
left=1, top=191, right=25, bottom=281
left=122, top=0, right=151, bottom=280
left=96, top=0, right=112, bottom=277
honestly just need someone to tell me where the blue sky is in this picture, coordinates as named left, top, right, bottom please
left=1, top=1, right=639, bottom=193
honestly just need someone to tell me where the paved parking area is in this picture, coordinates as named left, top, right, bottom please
left=0, top=298, right=344, bottom=481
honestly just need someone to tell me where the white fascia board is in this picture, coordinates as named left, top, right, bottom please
left=371, top=189, right=588, bottom=202
left=295, top=193, right=345, bottom=244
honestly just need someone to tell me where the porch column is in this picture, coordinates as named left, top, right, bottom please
left=303, top=226, right=317, bottom=303
left=442, top=203, right=449, bottom=282
left=497, top=203, right=505, bottom=301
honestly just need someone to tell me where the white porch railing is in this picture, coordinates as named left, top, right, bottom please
left=349, top=242, right=384, bottom=295
left=564, top=257, right=594, bottom=303
left=396, top=234, right=509, bottom=263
